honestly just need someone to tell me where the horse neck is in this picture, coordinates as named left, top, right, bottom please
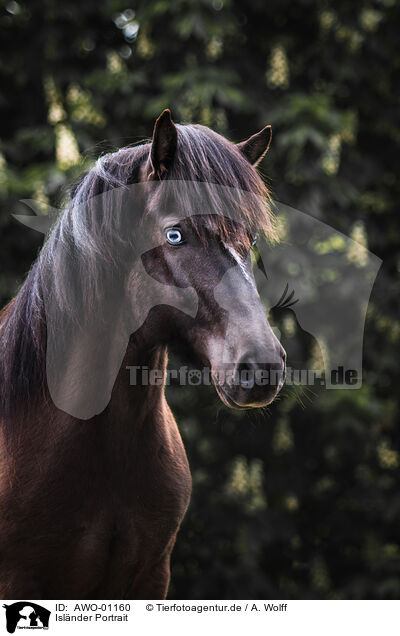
left=105, top=339, right=169, bottom=427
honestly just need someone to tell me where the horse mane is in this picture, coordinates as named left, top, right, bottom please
left=0, top=123, right=276, bottom=431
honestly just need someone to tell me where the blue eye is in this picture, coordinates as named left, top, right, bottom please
left=165, top=227, right=184, bottom=245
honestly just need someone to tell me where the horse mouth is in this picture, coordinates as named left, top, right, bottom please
left=213, top=381, right=281, bottom=410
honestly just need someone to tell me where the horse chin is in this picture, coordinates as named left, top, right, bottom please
left=214, top=382, right=278, bottom=410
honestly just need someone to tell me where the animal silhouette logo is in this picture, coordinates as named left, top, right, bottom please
left=3, top=602, right=50, bottom=633
left=11, top=187, right=382, bottom=418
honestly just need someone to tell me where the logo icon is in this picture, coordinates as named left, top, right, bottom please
left=12, top=184, right=381, bottom=418
left=3, top=602, right=50, bottom=633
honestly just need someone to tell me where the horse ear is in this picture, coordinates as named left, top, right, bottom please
left=237, top=125, right=272, bottom=166
left=149, top=109, right=177, bottom=178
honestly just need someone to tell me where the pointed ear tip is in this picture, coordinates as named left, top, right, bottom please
left=158, top=108, right=173, bottom=121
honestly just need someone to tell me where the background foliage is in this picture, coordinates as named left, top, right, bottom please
left=0, top=0, right=399, bottom=599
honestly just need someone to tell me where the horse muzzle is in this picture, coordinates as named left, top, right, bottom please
left=212, top=347, right=286, bottom=409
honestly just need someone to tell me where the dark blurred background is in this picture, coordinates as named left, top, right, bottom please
left=0, top=0, right=399, bottom=599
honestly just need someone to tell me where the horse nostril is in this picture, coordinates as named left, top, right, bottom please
left=237, top=355, right=268, bottom=389
left=236, top=358, right=257, bottom=389
left=237, top=360, right=256, bottom=373
left=236, top=350, right=285, bottom=391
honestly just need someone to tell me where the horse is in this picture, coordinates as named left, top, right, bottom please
left=0, top=109, right=286, bottom=599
